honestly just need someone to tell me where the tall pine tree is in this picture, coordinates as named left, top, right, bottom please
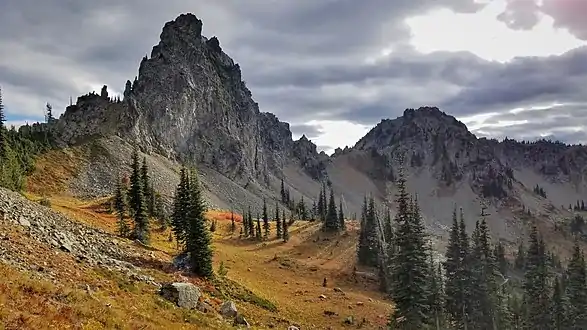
left=338, top=199, right=345, bottom=230
left=389, top=169, right=431, bottom=329
left=522, top=225, right=550, bottom=330
left=171, top=167, right=190, bottom=247
left=129, top=150, right=149, bottom=243
left=564, top=240, right=587, bottom=330
left=0, top=86, right=5, bottom=160
left=276, top=204, right=283, bottom=239
left=262, top=199, right=269, bottom=238
left=357, top=195, right=378, bottom=267
left=185, top=168, right=213, bottom=278
left=113, top=177, right=130, bottom=237
left=323, top=188, right=339, bottom=231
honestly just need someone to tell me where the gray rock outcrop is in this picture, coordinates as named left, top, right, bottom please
left=159, top=282, right=201, bottom=309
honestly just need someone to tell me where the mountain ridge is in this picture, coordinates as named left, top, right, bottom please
left=32, top=12, right=587, bottom=243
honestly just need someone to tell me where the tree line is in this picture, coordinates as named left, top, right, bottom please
left=355, top=168, right=587, bottom=329
left=0, top=87, right=55, bottom=191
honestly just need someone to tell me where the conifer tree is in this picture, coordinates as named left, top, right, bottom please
left=384, top=208, right=393, bottom=245
left=172, top=168, right=190, bottom=247
left=276, top=205, right=283, bottom=239
left=317, top=187, right=324, bottom=222
left=242, top=208, right=249, bottom=237
left=45, top=102, right=54, bottom=123
left=551, top=276, right=564, bottom=330
left=389, top=169, right=430, bottom=329
left=565, top=241, right=587, bottom=329
left=129, top=150, right=149, bottom=243
left=141, top=157, right=152, bottom=216
left=299, top=196, right=308, bottom=220
left=338, top=199, right=345, bottom=230
left=262, top=199, right=269, bottom=238
left=357, top=196, right=378, bottom=267
left=443, top=206, right=465, bottom=327
left=323, top=188, right=339, bottom=231
left=522, top=225, right=550, bottom=330
left=248, top=207, right=254, bottom=238
left=495, top=241, right=508, bottom=276
left=210, top=220, right=217, bottom=232
left=114, top=177, right=130, bottom=237
left=0, top=86, right=5, bottom=159
left=515, top=241, right=526, bottom=270
left=256, top=214, right=262, bottom=240
left=185, top=168, right=213, bottom=278
left=428, top=258, right=445, bottom=330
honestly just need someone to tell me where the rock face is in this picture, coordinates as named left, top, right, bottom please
left=52, top=13, right=325, bottom=204
left=160, top=282, right=201, bottom=309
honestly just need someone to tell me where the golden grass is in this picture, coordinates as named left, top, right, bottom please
left=15, top=183, right=393, bottom=329
left=25, top=148, right=86, bottom=196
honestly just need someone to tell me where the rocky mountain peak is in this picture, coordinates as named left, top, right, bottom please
left=52, top=13, right=323, bottom=189
left=160, top=13, right=203, bottom=43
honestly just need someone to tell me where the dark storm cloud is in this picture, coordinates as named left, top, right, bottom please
left=0, top=0, right=586, bottom=146
left=442, top=47, right=587, bottom=116
left=466, top=103, right=587, bottom=144
left=498, top=0, right=587, bottom=40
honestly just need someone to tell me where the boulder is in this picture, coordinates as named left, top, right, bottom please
left=220, top=300, right=238, bottom=318
left=159, top=283, right=201, bottom=309
left=233, top=314, right=250, bottom=328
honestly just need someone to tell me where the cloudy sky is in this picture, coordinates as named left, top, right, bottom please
left=1, top=0, right=586, bottom=153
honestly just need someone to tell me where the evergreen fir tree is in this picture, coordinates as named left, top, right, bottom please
left=317, top=187, right=324, bottom=222
left=428, top=257, right=445, bottom=330
left=262, top=199, right=269, bottom=238
left=0, top=86, right=5, bottom=159
left=323, top=188, right=339, bottom=231
left=171, top=168, right=190, bottom=247
left=141, top=157, right=152, bottom=216
left=515, top=241, right=526, bottom=270
left=522, top=225, right=550, bottom=330
left=210, top=220, right=217, bottom=232
left=276, top=205, right=283, bottom=239
left=357, top=195, right=379, bottom=267
left=564, top=241, right=587, bottom=329
left=443, top=206, right=465, bottom=327
left=384, top=208, right=393, bottom=245
left=256, top=214, right=262, bottom=240
left=551, top=276, right=564, bottom=330
left=338, top=199, right=345, bottom=230
left=495, top=241, right=508, bottom=276
left=185, top=168, right=213, bottom=278
left=113, top=177, right=130, bottom=237
left=299, top=196, right=308, bottom=220
left=389, top=169, right=431, bottom=329
left=129, top=150, right=149, bottom=243
left=248, top=207, right=254, bottom=238
left=45, top=102, right=55, bottom=123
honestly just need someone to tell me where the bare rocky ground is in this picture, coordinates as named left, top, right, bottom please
left=0, top=187, right=157, bottom=285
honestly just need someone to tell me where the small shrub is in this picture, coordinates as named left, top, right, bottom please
left=217, top=261, right=228, bottom=278
left=39, top=197, right=51, bottom=207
